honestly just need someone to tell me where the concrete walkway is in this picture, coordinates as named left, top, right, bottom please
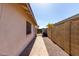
left=29, top=34, right=69, bottom=56
left=29, top=34, right=48, bottom=56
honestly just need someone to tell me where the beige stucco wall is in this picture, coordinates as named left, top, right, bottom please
left=0, top=4, right=36, bottom=56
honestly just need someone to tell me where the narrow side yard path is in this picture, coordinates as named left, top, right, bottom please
left=29, top=34, right=49, bottom=56
left=29, top=34, right=69, bottom=56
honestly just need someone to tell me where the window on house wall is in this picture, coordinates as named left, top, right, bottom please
left=26, top=21, right=31, bottom=34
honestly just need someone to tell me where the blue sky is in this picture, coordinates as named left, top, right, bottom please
left=30, top=3, right=79, bottom=28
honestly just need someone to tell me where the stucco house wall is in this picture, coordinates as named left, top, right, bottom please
left=0, top=4, right=37, bottom=56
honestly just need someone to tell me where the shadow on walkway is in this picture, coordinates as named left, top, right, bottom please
left=19, top=37, right=36, bottom=56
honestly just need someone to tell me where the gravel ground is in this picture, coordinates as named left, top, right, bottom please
left=43, top=37, right=69, bottom=56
